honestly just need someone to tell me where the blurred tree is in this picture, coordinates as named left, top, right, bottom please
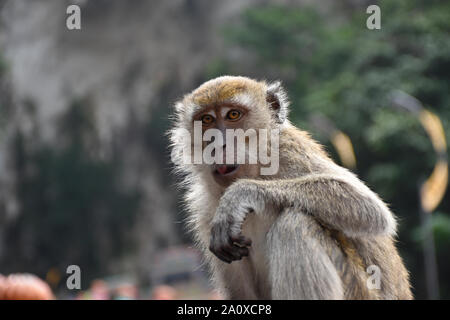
left=213, top=0, right=450, bottom=298
left=1, top=99, right=141, bottom=290
left=0, top=54, right=12, bottom=130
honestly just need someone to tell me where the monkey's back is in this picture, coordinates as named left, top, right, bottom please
left=330, top=230, right=412, bottom=299
left=351, top=236, right=412, bottom=299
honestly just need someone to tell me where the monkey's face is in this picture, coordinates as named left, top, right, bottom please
left=193, top=102, right=262, bottom=187
left=170, top=76, right=289, bottom=188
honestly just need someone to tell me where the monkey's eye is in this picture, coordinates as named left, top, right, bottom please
left=201, top=114, right=215, bottom=125
left=226, top=110, right=242, bottom=121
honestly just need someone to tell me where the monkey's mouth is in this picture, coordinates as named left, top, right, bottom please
left=213, top=164, right=240, bottom=176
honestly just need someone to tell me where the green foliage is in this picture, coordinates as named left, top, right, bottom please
left=217, top=0, right=450, bottom=298
left=412, top=213, right=450, bottom=247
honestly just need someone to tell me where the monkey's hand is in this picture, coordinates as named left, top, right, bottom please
left=209, top=187, right=254, bottom=263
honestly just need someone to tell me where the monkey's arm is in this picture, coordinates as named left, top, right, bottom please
left=254, top=174, right=396, bottom=237
left=209, top=174, right=396, bottom=263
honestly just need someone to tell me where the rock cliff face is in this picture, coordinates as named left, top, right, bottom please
left=1, top=0, right=252, bottom=141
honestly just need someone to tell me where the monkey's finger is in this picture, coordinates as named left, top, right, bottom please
left=220, top=240, right=243, bottom=261
left=234, top=245, right=249, bottom=258
left=223, top=244, right=249, bottom=262
left=210, top=244, right=233, bottom=263
left=210, top=236, right=234, bottom=263
left=215, top=251, right=233, bottom=264
left=222, top=239, right=250, bottom=261
left=231, top=235, right=252, bottom=247
left=217, top=238, right=239, bottom=262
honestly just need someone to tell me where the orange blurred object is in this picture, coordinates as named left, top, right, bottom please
left=114, top=283, right=138, bottom=300
left=0, top=273, right=54, bottom=300
left=90, top=279, right=110, bottom=300
left=151, top=285, right=178, bottom=300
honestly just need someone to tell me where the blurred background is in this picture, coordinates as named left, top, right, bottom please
left=0, top=0, right=448, bottom=299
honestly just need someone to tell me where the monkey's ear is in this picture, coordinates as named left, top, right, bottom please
left=266, top=81, right=289, bottom=124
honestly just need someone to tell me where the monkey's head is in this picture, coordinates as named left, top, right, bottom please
left=170, top=76, right=289, bottom=187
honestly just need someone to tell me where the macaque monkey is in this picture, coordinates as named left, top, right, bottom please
left=169, top=76, right=412, bottom=299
